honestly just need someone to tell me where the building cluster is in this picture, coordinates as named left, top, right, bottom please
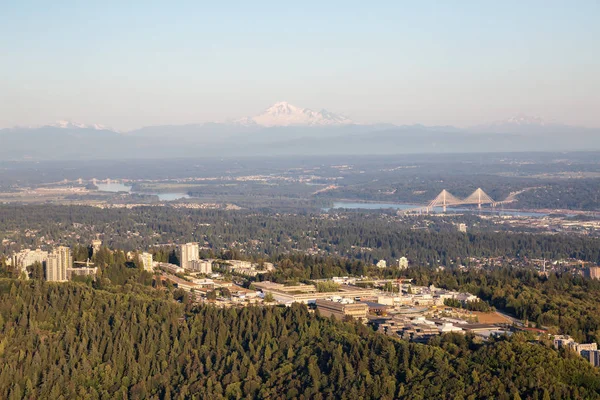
left=376, top=257, right=409, bottom=270
left=376, top=312, right=510, bottom=343
left=481, top=213, right=600, bottom=237
left=554, top=335, right=600, bottom=367
left=248, top=277, right=501, bottom=341
left=8, top=245, right=97, bottom=282
left=154, top=242, right=276, bottom=279
left=374, top=283, right=479, bottom=307
left=253, top=281, right=377, bottom=305
left=220, top=259, right=275, bottom=277
left=179, top=243, right=213, bottom=274
left=11, top=248, right=48, bottom=273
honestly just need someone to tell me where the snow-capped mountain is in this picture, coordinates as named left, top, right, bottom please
left=49, top=120, right=113, bottom=131
left=470, top=114, right=564, bottom=134
left=234, top=101, right=355, bottom=127
left=500, top=114, right=548, bottom=126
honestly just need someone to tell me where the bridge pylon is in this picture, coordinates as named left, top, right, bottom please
left=463, top=188, right=495, bottom=209
left=428, top=189, right=462, bottom=212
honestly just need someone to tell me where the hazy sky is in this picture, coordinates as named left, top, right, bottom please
left=1, top=0, right=599, bottom=131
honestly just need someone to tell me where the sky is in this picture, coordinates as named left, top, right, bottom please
left=1, top=0, right=599, bottom=131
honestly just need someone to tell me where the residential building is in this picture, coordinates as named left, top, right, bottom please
left=46, top=253, right=67, bottom=282
left=189, top=259, right=212, bottom=274
left=45, top=246, right=72, bottom=282
left=553, top=335, right=599, bottom=366
left=140, top=252, right=154, bottom=271
left=376, top=260, right=387, bottom=269
left=398, top=257, right=409, bottom=270
left=582, top=350, right=600, bottom=367
left=586, top=266, right=600, bottom=280
left=458, top=223, right=467, bottom=233
left=180, top=242, right=199, bottom=270
left=554, top=335, right=576, bottom=349
left=574, top=343, right=598, bottom=355
left=12, top=249, right=48, bottom=273
left=56, top=246, right=73, bottom=270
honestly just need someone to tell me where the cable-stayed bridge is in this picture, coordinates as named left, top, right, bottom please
left=405, top=188, right=517, bottom=213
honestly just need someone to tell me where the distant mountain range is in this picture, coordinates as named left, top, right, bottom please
left=1, top=102, right=599, bottom=160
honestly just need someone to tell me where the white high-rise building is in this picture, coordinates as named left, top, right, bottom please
left=376, top=260, right=387, bottom=269
left=398, top=257, right=409, bottom=270
left=45, top=246, right=71, bottom=282
left=140, top=252, right=154, bottom=271
left=180, top=242, right=199, bottom=270
left=56, top=246, right=73, bottom=270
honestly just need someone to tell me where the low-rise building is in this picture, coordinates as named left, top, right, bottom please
left=553, top=334, right=599, bottom=366
left=316, top=299, right=368, bottom=320
left=582, top=350, right=600, bottom=367
left=156, top=262, right=184, bottom=274
left=67, top=267, right=98, bottom=280
left=188, top=259, right=212, bottom=274
left=574, top=342, right=598, bottom=355
left=191, top=278, right=215, bottom=289
left=438, top=323, right=463, bottom=333
left=254, top=281, right=376, bottom=304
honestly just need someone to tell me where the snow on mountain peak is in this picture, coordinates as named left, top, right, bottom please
left=234, top=102, right=354, bottom=127
left=505, top=114, right=546, bottom=126
left=50, top=120, right=112, bottom=130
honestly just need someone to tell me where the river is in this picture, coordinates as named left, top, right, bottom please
left=95, top=183, right=190, bottom=201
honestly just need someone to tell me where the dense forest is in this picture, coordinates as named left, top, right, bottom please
left=1, top=206, right=599, bottom=266
left=0, top=279, right=599, bottom=399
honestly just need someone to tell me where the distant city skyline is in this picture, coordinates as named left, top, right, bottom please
left=1, top=1, right=599, bottom=131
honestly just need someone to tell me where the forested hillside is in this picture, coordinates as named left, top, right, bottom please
left=0, top=280, right=599, bottom=399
